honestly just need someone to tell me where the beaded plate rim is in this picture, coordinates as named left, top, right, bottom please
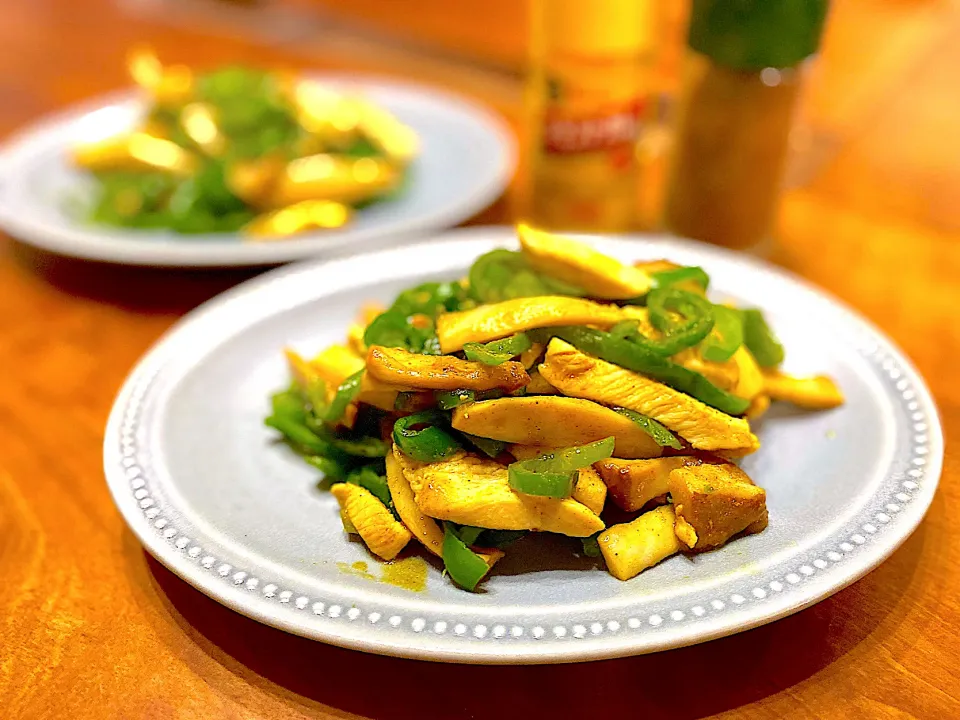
left=104, top=227, right=943, bottom=664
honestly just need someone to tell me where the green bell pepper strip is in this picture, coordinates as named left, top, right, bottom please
left=476, top=529, right=527, bottom=549
left=610, top=290, right=714, bottom=357
left=460, top=432, right=507, bottom=459
left=303, top=455, right=346, bottom=481
left=462, top=333, right=532, bottom=366
left=508, top=465, right=576, bottom=498
left=468, top=249, right=585, bottom=303
left=647, top=286, right=716, bottom=353
left=507, top=437, right=616, bottom=498
left=528, top=326, right=750, bottom=416
left=700, top=305, right=744, bottom=363
left=363, top=309, right=436, bottom=353
left=442, top=523, right=492, bottom=591
left=329, top=435, right=390, bottom=458
left=264, top=414, right=354, bottom=482
left=606, top=319, right=688, bottom=358
left=271, top=387, right=308, bottom=421
left=741, top=308, right=785, bottom=368
left=363, top=309, right=414, bottom=348
left=265, top=414, right=336, bottom=457
left=435, top=389, right=476, bottom=410
left=302, top=378, right=329, bottom=417
left=456, top=525, right=485, bottom=546
left=478, top=389, right=505, bottom=401
left=324, top=370, right=364, bottom=424
left=391, top=281, right=467, bottom=318
left=435, top=388, right=504, bottom=409
left=346, top=466, right=393, bottom=508
left=612, top=407, right=683, bottom=449
left=609, top=320, right=640, bottom=340
left=581, top=531, right=603, bottom=558
left=551, top=436, right=616, bottom=466
left=393, top=411, right=462, bottom=462
left=651, top=266, right=710, bottom=291
left=364, top=279, right=467, bottom=353
left=268, top=387, right=375, bottom=473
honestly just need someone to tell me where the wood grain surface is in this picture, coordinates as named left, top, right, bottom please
left=2, top=0, right=959, bottom=717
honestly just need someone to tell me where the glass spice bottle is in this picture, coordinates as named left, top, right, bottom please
left=525, top=0, right=655, bottom=232
left=663, top=0, right=830, bottom=250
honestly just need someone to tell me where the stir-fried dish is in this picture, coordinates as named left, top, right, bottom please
left=266, top=225, right=844, bottom=590
left=71, top=48, right=417, bottom=238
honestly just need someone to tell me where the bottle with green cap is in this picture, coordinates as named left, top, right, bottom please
left=663, top=0, right=830, bottom=251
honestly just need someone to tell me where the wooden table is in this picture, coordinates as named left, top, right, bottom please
left=3, top=0, right=959, bottom=717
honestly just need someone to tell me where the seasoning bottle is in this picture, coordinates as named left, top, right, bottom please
left=526, top=0, right=655, bottom=232
left=664, top=0, right=830, bottom=250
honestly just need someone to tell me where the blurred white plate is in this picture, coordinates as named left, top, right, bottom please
left=0, top=76, right=515, bottom=266
left=104, top=227, right=942, bottom=663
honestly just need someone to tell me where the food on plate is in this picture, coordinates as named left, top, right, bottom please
left=451, top=397, right=665, bottom=459
left=668, top=463, right=768, bottom=551
left=393, top=448, right=605, bottom=537
left=517, top=224, right=653, bottom=299
left=265, top=225, right=844, bottom=590
left=71, top=47, right=417, bottom=238
left=761, top=371, right=845, bottom=410
left=598, top=505, right=681, bottom=581
left=436, top=296, right=628, bottom=353
left=593, top=457, right=690, bottom=512
left=539, top=338, right=761, bottom=454
left=330, top=482, right=411, bottom=560
left=367, top=346, right=529, bottom=392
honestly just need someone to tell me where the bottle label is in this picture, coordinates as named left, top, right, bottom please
left=542, top=98, right=643, bottom=154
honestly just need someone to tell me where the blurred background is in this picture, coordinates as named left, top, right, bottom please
left=3, top=0, right=960, bottom=360
left=9, top=0, right=959, bottom=244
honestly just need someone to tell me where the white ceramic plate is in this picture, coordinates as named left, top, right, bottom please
left=0, top=77, right=514, bottom=267
left=104, top=227, right=942, bottom=663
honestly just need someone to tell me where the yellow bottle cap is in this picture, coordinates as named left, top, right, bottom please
left=540, top=0, right=654, bottom=56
